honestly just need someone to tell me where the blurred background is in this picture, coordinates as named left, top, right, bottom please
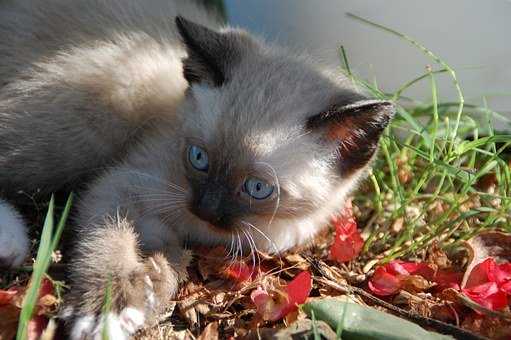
left=210, top=0, right=511, bottom=130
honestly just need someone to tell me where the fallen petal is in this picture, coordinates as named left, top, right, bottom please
left=285, top=271, right=312, bottom=307
left=368, top=266, right=402, bottom=296
left=251, top=271, right=312, bottom=321
left=464, top=258, right=495, bottom=289
left=490, top=263, right=511, bottom=287
left=462, top=282, right=508, bottom=311
left=223, top=262, right=253, bottom=283
left=329, top=201, right=364, bottom=263
left=433, top=270, right=463, bottom=291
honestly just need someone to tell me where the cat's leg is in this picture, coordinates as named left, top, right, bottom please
left=64, top=216, right=188, bottom=340
left=0, top=199, right=29, bottom=267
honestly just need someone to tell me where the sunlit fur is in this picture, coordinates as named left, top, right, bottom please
left=0, top=0, right=215, bottom=193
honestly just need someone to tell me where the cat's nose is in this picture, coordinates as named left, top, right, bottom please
left=191, top=187, right=230, bottom=229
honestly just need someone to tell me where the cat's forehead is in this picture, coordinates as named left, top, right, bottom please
left=190, top=84, right=314, bottom=153
left=190, top=55, right=339, bottom=132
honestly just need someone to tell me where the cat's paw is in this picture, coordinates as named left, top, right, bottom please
left=66, top=254, right=178, bottom=340
left=66, top=307, right=145, bottom=340
left=0, top=199, right=29, bottom=267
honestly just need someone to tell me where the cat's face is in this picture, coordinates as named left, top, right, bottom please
left=170, top=17, right=394, bottom=252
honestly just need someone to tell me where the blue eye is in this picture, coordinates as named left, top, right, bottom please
left=188, top=145, right=208, bottom=171
left=244, top=177, right=274, bottom=200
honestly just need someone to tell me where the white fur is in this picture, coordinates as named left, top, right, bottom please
left=0, top=199, right=29, bottom=267
left=70, top=315, right=95, bottom=339
left=70, top=269, right=154, bottom=339
left=119, top=308, right=145, bottom=334
left=71, top=308, right=145, bottom=340
left=93, top=313, right=126, bottom=340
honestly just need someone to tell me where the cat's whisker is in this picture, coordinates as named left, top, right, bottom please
left=242, top=221, right=280, bottom=255
left=243, top=221, right=283, bottom=272
left=160, top=208, right=185, bottom=227
left=229, top=230, right=239, bottom=267
left=135, top=202, right=188, bottom=220
left=225, top=232, right=236, bottom=260
left=128, top=185, right=187, bottom=197
left=131, top=196, right=188, bottom=205
left=131, top=191, right=187, bottom=198
left=241, top=228, right=257, bottom=277
left=246, top=228, right=261, bottom=275
left=236, top=231, right=243, bottom=266
left=130, top=198, right=188, bottom=208
left=123, top=169, right=187, bottom=193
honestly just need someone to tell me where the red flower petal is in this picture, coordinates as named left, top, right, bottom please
left=433, top=270, right=463, bottom=291
left=285, top=271, right=312, bottom=307
left=250, top=287, right=283, bottom=321
left=27, top=315, right=49, bottom=340
left=369, top=260, right=457, bottom=296
left=38, top=278, right=54, bottom=298
left=500, top=281, right=511, bottom=294
left=462, top=281, right=509, bottom=311
left=382, top=260, right=435, bottom=279
left=251, top=271, right=312, bottom=321
left=368, top=266, right=402, bottom=296
left=490, top=263, right=511, bottom=287
left=223, top=262, right=254, bottom=283
left=329, top=205, right=363, bottom=263
left=401, top=262, right=435, bottom=281
left=386, top=261, right=411, bottom=276
left=464, top=258, right=495, bottom=289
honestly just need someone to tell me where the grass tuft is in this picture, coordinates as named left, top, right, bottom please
left=343, top=14, right=510, bottom=261
left=16, top=194, right=73, bottom=340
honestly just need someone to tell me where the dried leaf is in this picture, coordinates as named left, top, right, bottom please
left=178, top=282, right=210, bottom=327
left=284, top=254, right=309, bottom=271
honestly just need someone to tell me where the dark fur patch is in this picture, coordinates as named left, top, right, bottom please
left=175, top=16, right=249, bottom=87
left=307, top=99, right=395, bottom=176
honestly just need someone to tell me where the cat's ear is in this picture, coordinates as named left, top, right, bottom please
left=307, top=97, right=395, bottom=176
left=175, top=16, right=246, bottom=87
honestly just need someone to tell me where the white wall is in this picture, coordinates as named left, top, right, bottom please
left=225, top=0, right=511, bottom=129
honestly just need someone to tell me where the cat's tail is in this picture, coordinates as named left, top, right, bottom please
left=0, top=198, right=29, bottom=267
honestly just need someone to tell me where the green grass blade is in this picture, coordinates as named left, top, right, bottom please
left=16, top=197, right=55, bottom=340
left=50, top=193, right=74, bottom=252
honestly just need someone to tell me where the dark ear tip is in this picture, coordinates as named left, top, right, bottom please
left=175, top=15, right=214, bottom=44
left=175, top=16, right=187, bottom=34
left=175, top=16, right=199, bottom=38
left=175, top=15, right=186, bottom=24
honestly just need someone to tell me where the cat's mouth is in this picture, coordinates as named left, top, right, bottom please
left=204, top=222, right=232, bottom=234
left=188, top=209, right=232, bottom=234
left=188, top=203, right=234, bottom=234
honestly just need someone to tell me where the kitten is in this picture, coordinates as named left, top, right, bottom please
left=0, top=0, right=394, bottom=338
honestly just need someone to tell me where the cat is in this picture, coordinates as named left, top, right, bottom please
left=0, top=0, right=394, bottom=338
